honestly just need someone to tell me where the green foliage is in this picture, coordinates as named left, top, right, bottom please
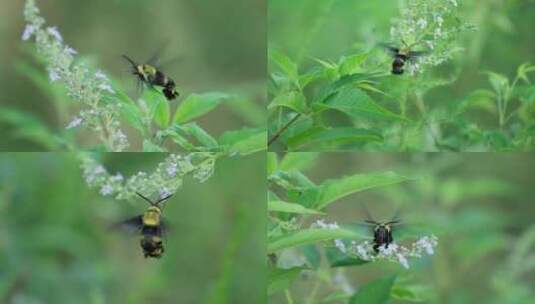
left=349, top=275, right=397, bottom=304
left=268, top=153, right=535, bottom=304
left=268, top=153, right=416, bottom=303
left=268, top=0, right=535, bottom=151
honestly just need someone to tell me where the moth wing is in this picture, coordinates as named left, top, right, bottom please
left=406, top=50, right=427, bottom=61
left=380, top=43, right=400, bottom=57
left=112, top=215, right=144, bottom=234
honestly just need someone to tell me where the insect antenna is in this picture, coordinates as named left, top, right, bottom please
left=155, top=193, right=173, bottom=206
left=122, top=54, right=138, bottom=68
left=136, top=192, right=156, bottom=206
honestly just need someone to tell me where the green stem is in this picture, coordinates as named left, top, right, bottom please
left=284, top=289, right=294, bottom=304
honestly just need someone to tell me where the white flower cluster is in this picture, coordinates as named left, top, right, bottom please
left=22, top=0, right=128, bottom=151
left=311, top=219, right=340, bottom=230
left=390, top=0, right=473, bottom=75
left=337, top=235, right=438, bottom=269
left=311, top=220, right=348, bottom=253
left=80, top=153, right=219, bottom=200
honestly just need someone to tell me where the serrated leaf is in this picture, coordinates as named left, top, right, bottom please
left=287, top=127, right=383, bottom=150
left=268, top=228, right=364, bottom=253
left=268, top=91, right=309, bottom=114
left=349, top=275, right=396, bottom=304
left=268, top=267, right=305, bottom=295
left=339, top=53, right=368, bottom=75
left=219, top=128, right=266, bottom=155
left=301, top=171, right=413, bottom=209
left=316, top=87, right=406, bottom=122
left=173, top=92, right=229, bottom=123
left=268, top=200, right=325, bottom=215
left=269, top=49, right=298, bottom=82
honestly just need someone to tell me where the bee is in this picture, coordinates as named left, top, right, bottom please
left=361, top=207, right=401, bottom=252
left=122, top=54, right=179, bottom=100
left=383, top=43, right=426, bottom=75
left=115, top=192, right=172, bottom=258
left=364, top=219, right=400, bottom=252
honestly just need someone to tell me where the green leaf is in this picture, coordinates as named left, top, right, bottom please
left=455, top=89, right=496, bottom=115
left=269, top=49, right=299, bottom=82
left=267, top=152, right=278, bottom=176
left=302, top=171, right=413, bottom=209
left=142, top=140, right=167, bottom=152
left=268, top=91, right=309, bottom=114
left=391, top=285, right=428, bottom=302
left=219, top=128, right=266, bottom=155
left=142, top=89, right=170, bottom=128
left=516, top=62, right=535, bottom=84
left=268, top=267, right=305, bottom=295
left=315, top=87, right=406, bottom=122
left=339, top=53, right=368, bottom=75
left=314, top=73, right=383, bottom=104
left=268, top=228, right=363, bottom=253
left=268, top=200, right=325, bottom=215
left=173, top=92, right=229, bottom=123
left=349, top=275, right=396, bottom=304
left=279, top=152, right=319, bottom=171
left=0, top=107, right=59, bottom=149
left=118, top=102, right=146, bottom=134
left=326, top=247, right=369, bottom=267
left=176, top=123, right=218, bottom=148
left=484, top=71, right=510, bottom=97
left=287, top=127, right=383, bottom=150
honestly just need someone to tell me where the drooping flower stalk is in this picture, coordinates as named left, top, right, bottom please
left=80, top=153, right=220, bottom=200
left=22, top=0, right=128, bottom=151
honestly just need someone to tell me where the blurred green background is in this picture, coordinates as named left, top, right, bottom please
left=0, top=0, right=266, bottom=150
left=0, top=152, right=266, bottom=303
left=270, top=153, right=535, bottom=304
left=269, top=0, right=534, bottom=79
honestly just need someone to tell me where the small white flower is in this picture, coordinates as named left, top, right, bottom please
left=435, top=15, right=444, bottom=25
left=397, top=253, right=410, bottom=269
left=21, top=24, right=36, bottom=41
left=312, top=219, right=339, bottom=230
left=159, top=187, right=172, bottom=199
left=94, top=165, right=105, bottom=174
left=416, top=18, right=427, bottom=29
left=66, top=116, right=82, bottom=129
left=97, top=83, right=115, bottom=94
left=449, top=0, right=458, bottom=7
left=64, top=46, right=77, bottom=55
left=95, top=70, right=108, bottom=81
left=47, top=68, right=61, bottom=82
left=167, top=162, right=178, bottom=177
left=110, top=173, right=124, bottom=182
left=99, top=184, right=113, bottom=196
left=46, top=26, right=62, bottom=42
left=334, top=239, right=347, bottom=253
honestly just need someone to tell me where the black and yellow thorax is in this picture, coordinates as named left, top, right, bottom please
left=142, top=206, right=162, bottom=227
